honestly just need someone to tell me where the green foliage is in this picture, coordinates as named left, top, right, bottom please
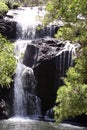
left=55, top=21, right=87, bottom=45
left=54, top=67, right=87, bottom=123
left=0, top=1, right=9, bottom=15
left=45, top=0, right=87, bottom=22
left=45, top=0, right=87, bottom=46
left=55, top=26, right=75, bottom=41
left=75, top=47, right=87, bottom=84
left=0, top=34, right=16, bottom=87
left=2, top=0, right=20, bottom=9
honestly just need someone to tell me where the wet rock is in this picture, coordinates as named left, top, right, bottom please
left=45, top=108, right=54, bottom=120
left=0, top=99, right=9, bottom=119
left=0, top=18, right=16, bottom=39
left=0, top=14, right=3, bottom=19
left=23, top=38, right=75, bottom=115
left=27, top=93, right=41, bottom=116
left=35, top=25, right=59, bottom=38
left=22, top=66, right=37, bottom=94
left=0, top=85, right=14, bottom=118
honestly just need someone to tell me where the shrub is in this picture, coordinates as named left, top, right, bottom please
left=0, top=2, right=9, bottom=15
left=0, top=34, right=16, bottom=87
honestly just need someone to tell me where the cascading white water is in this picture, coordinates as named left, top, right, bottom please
left=14, top=45, right=41, bottom=117
left=64, top=41, right=76, bottom=66
left=54, top=41, right=76, bottom=88
left=13, top=7, right=45, bottom=118
left=16, top=7, right=46, bottom=40
left=14, top=63, right=27, bottom=117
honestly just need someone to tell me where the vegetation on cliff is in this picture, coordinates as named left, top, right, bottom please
left=0, top=0, right=9, bottom=15
left=45, top=0, right=87, bottom=122
left=54, top=49, right=87, bottom=122
left=0, top=34, right=16, bottom=87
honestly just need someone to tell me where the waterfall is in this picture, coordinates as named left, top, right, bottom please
left=13, top=7, right=44, bottom=118
left=13, top=6, right=58, bottom=118
left=5, top=6, right=78, bottom=120
left=14, top=49, right=41, bottom=117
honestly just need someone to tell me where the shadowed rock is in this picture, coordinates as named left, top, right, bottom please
left=23, top=38, right=75, bottom=115
left=0, top=99, right=9, bottom=119
left=0, top=18, right=16, bottom=39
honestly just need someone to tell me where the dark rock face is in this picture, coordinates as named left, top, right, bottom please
left=34, top=51, right=71, bottom=115
left=23, top=38, right=73, bottom=115
left=0, top=18, right=16, bottom=39
left=0, top=99, right=9, bottom=119
left=45, top=108, right=54, bottom=119
left=0, top=14, right=4, bottom=19
left=34, top=58, right=57, bottom=115
left=35, top=25, right=59, bottom=38
left=0, top=82, right=14, bottom=119
left=26, top=93, right=41, bottom=116
left=0, top=86, right=11, bottom=119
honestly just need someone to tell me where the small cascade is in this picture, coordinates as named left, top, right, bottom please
left=5, top=6, right=57, bottom=39
left=56, top=41, right=76, bottom=84
left=16, top=7, right=46, bottom=40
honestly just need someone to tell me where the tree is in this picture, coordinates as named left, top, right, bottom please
left=0, top=34, right=16, bottom=87
left=44, top=0, right=87, bottom=122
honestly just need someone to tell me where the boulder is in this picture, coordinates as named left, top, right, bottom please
left=23, top=38, right=75, bottom=115
left=22, top=66, right=37, bottom=94
left=26, top=93, right=41, bottom=116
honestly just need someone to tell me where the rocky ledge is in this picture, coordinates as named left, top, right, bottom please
left=0, top=18, right=16, bottom=39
